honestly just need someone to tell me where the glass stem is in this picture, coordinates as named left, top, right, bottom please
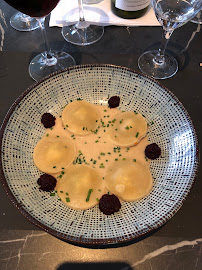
left=76, top=0, right=90, bottom=29
left=78, top=0, right=85, bottom=22
left=37, top=17, right=57, bottom=65
left=154, top=28, right=174, bottom=65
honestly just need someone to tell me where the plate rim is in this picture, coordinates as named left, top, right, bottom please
left=0, top=64, right=200, bottom=247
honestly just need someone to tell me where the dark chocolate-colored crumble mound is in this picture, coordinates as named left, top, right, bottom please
left=145, top=143, right=161, bottom=160
left=99, top=194, right=121, bottom=215
left=108, top=96, right=120, bottom=108
left=37, top=174, right=57, bottom=192
left=41, top=113, right=56, bottom=128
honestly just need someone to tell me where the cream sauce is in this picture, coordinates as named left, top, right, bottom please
left=39, top=105, right=151, bottom=208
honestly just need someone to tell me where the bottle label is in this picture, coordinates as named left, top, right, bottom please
left=115, top=0, right=150, bottom=11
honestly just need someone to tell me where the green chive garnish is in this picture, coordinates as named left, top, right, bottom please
left=86, top=189, right=93, bottom=202
left=66, top=197, right=70, bottom=202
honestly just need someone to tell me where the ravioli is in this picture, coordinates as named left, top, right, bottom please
left=62, top=100, right=100, bottom=135
left=56, top=165, right=106, bottom=210
left=33, top=134, right=76, bottom=174
left=107, top=111, right=147, bottom=147
left=105, top=159, right=153, bottom=201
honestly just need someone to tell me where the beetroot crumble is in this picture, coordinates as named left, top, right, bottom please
left=99, top=194, right=121, bottom=215
left=37, top=174, right=57, bottom=192
left=41, top=113, right=56, bottom=128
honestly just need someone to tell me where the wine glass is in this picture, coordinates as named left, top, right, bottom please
left=61, top=0, right=104, bottom=46
left=4, top=0, right=76, bottom=82
left=10, top=12, right=39, bottom=31
left=191, top=9, right=202, bottom=24
left=138, top=0, right=202, bottom=79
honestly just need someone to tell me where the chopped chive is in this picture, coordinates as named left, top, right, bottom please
left=95, top=140, right=99, bottom=143
left=104, top=129, right=106, bottom=132
left=50, top=192, right=55, bottom=196
left=66, top=124, right=69, bottom=127
left=56, top=135, right=60, bottom=137
left=134, top=110, right=138, bottom=115
left=98, top=189, right=101, bottom=191
left=66, top=192, right=69, bottom=195
left=66, top=197, right=70, bottom=202
left=60, top=191, right=63, bottom=193
left=58, top=198, right=61, bottom=201
left=125, top=126, right=129, bottom=130
left=119, top=154, right=122, bottom=156
left=61, top=171, right=64, bottom=175
left=46, top=133, right=49, bottom=137
left=107, top=192, right=110, bottom=195
left=53, top=166, right=56, bottom=168
left=86, top=189, right=93, bottom=202
left=120, top=119, right=123, bottom=124
left=133, top=159, right=136, bottom=162
left=61, top=167, right=64, bottom=170
left=96, top=198, right=99, bottom=202
left=100, top=152, right=105, bottom=155
left=123, top=158, right=126, bottom=160
left=107, top=115, right=110, bottom=118
left=115, top=158, right=118, bottom=161
left=99, top=163, right=105, bottom=168
left=108, top=152, right=111, bottom=155
left=104, top=109, right=107, bottom=112
left=136, top=132, right=139, bottom=138
left=85, top=142, right=87, bottom=144
left=96, top=120, right=98, bottom=122
left=50, top=127, right=53, bottom=130
left=93, top=160, right=97, bottom=164
left=105, top=160, right=108, bottom=162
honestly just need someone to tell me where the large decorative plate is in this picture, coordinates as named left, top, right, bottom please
left=0, top=65, right=199, bottom=246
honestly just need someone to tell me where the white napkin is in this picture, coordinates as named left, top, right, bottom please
left=49, top=0, right=160, bottom=27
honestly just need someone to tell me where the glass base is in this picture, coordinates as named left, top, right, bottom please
left=138, top=50, right=178, bottom=80
left=191, top=10, right=202, bottom=24
left=29, top=51, right=76, bottom=82
left=62, top=23, right=104, bottom=46
left=10, top=12, right=39, bottom=31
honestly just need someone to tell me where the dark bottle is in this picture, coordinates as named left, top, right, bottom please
left=111, top=0, right=150, bottom=19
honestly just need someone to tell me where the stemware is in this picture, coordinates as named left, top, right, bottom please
left=138, top=0, right=202, bottom=79
left=4, top=0, right=75, bottom=81
left=191, top=9, right=202, bottom=24
left=62, top=0, right=104, bottom=46
left=10, top=12, right=39, bottom=31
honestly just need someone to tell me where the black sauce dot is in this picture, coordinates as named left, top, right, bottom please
left=37, top=174, right=57, bottom=192
left=145, top=143, right=161, bottom=160
left=41, top=113, right=56, bottom=128
left=99, top=194, right=121, bottom=215
left=108, top=96, right=120, bottom=108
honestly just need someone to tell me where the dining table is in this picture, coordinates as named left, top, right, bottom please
left=0, top=1, right=202, bottom=269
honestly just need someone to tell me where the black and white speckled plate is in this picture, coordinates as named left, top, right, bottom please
left=0, top=65, right=199, bottom=246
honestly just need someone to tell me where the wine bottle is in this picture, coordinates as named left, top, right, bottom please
left=111, top=0, right=150, bottom=19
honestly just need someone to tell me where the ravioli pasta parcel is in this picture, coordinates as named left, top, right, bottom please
left=33, top=98, right=161, bottom=214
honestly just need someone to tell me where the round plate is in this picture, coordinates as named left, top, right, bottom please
left=0, top=64, right=199, bottom=246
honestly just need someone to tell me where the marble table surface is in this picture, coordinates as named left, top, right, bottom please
left=0, top=1, right=202, bottom=269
